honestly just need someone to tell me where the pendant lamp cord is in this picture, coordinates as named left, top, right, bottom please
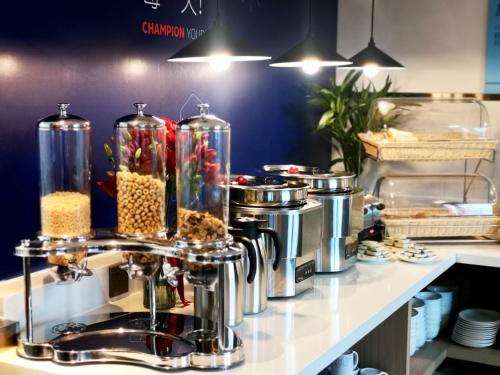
left=370, top=0, right=375, bottom=42
left=307, top=0, right=313, bottom=36
left=215, top=0, right=221, bottom=25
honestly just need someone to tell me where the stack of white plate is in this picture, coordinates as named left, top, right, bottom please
left=452, top=308, right=500, bottom=348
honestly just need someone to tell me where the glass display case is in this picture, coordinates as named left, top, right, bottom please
left=38, top=103, right=92, bottom=240
left=114, top=103, right=166, bottom=237
left=359, top=98, right=497, bottom=161
left=176, top=104, right=230, bottom=243
left=374, top=174, right=500, bottom=238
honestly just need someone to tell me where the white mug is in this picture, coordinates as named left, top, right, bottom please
left=331, top=350, right=359, bottom=375
left=359, top=368, right=388, bottom=375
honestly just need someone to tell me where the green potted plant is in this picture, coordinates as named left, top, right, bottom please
left=309, top=71, right=393, bottom=176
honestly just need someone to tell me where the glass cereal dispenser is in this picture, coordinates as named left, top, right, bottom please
left=38, top=103, right=92, bottom=240
left=176, top=104, right=230, bottom=243
left=115, top=103, right=166, bottom=237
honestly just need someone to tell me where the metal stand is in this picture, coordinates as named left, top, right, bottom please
left=15, top=232, right=244, bottom=370
left=22, top=257, right=33, bottom=344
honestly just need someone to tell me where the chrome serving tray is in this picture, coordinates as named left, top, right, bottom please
left=17, top=312, right=243, bottom=370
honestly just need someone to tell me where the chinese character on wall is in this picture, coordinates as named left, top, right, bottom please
left=144, top=0, right=161, bottom=10
left=182, top=0, right=202, bottom=16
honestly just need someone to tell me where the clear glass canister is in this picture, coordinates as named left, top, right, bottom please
left=115, top=103, right=166, bottom=236
left=176, top=104, right=230, bottom=242
left=38, top=103, right=92, bottom=239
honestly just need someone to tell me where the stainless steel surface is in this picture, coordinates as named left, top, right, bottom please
left=16, top=231, right=245, bottom=370
left=363, top=195, right=385, bottom=228
left=231, top=200, right=322, bottom=297
left=17, top=312, right=243, bottom=370
left=230, top=175, right=309, bottom=207
left=0, top=318, right=19, bottom=348
left=314, top=192, right=353, bottom=238
left=313, top=189, right=364, bottom=273
left=23, top=258, right=33, bottom=343
left=262, top=164, right=356, bottom=192
left=114, top=103, right=165, bottom=129
left=37, top=103, right=90, bottom=130
left=315, top=236, right=358, bottom=273
left=194, top=257, right=244, bottom=327
left=243, top=236, right=268, bottom=314
left=15, top=231, right=243, bottom=264
left=178, top=103, right=230, bottom=131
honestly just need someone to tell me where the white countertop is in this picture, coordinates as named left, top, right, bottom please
left=1, top=243, right=500, bottom=375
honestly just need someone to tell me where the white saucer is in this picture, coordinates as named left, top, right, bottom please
left=397, top=251, right=438, bottom=264
left=357, top=253, right=394, bottom=264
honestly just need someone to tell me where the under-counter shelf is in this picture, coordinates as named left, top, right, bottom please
left=410, top=337, right=500, bottom=375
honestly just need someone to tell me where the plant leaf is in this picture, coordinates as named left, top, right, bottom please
left=103, top=143, right=113, bottom=158
left=317, top=110, right=334, bottom=131
left=134, top=148, right=142, bottom=161
left=329, top=158, right=344, bottom=168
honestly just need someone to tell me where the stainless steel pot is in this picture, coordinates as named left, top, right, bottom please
left=230, top=175, right=321, bottom=297
left=230, top=175, right=308, bottom=207
left=262, top=165, right=363, bottom=273
left=262, top=165, right=356, bottom=193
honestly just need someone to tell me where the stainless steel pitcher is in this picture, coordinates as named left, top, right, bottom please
left=231, top=217, right=281, bottom=314
left=194, top=236, right=256, bottom=327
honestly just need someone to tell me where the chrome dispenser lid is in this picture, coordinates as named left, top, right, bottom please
left=177, top=104, right=230, bottom=131
left=37, top=103, right=90, bottom=130
left=114, top=103, right=165, bottom=129
left=262, top=164, right=356, bottom=193
left=230, top=175, right=308, bottom=207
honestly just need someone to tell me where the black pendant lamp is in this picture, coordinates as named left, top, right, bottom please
left=341, top=0, right=404, bottom=76
left=269, top=0, right=351, bottom=74
left=168, top=0, right=270, bottom=71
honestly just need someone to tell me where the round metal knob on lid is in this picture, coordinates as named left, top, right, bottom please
left=262, top=164, right=356, bottom=193
left=230, top=175, right=308, bottom=207
left=177, top=103, right=230, bottom=131
left=114, top=103, right=165, bottom=129
left=37, top=103, right=90, bottom=130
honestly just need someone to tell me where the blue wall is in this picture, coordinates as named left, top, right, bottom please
left=0, top=0, right=337, bottom=279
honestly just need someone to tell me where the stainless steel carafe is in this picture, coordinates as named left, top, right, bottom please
left=194, top=236, right=257, bottom=327
left=231, top=217, right=281, bottom=314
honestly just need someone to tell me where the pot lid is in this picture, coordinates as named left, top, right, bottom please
left=262, top=164, right=356, bottom=193
left=177, top=104, right=230, bottom=131
left=230, top=175, right=308, bottom=207
left=114, top=103, right=165, bottom=129
left=37, top=103, right=90, bottom=130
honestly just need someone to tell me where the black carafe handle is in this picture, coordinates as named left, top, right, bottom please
left=233, top=235, right=257, bottom=284
left=258, top=227, right=282, bottom=271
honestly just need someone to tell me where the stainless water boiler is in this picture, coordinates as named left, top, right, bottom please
left=263, top=165, right=364, bottom=273
left=230, top=176, right=322, bottom=298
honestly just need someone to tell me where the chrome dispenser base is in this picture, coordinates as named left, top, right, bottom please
left=17, top=312, right=243, bottom=370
